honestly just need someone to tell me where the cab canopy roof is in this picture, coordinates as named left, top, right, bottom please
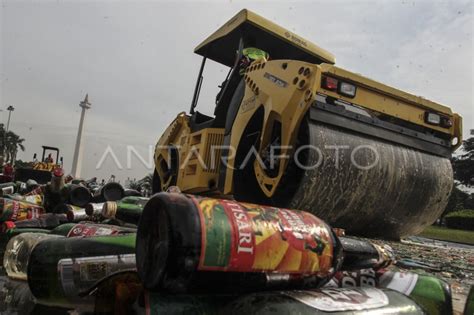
left=194, top=9, right=335, bottom=67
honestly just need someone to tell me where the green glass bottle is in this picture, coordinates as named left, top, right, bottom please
left=100, top=217, right=138, bottom=229
left=402, top=273, right=452, bottom=315
left=59, top=222, right=136, bottom=237
left=120, top=196, right=149, bottom=206
left=464, top=286, right=474, bottom=315
left=1, top=225, right=51, bottom=237
left=0, top=277, right=36, bottom=314
left=328, top=268, right=453, bottom=315
left=0, top=277, right=70, bottom=314
left=93, top=182, right=125, bottom=202
left=43, top=168, right=66, bottom=211
left=63, top=184, right=92, bottom=208
left=54, top=203, right=93, bottom=222
left=1, top=213, right=68, bottom=230
left=27, top=233, right=136, bottom=308
left=134, top=288, right=425, bottom=315
left=1, top=222, right=134, bottom=264
left=48, top=222, right=80, bottom=235
left=82, top=272, right=427, bottom=314
left=124, top=189, right=143, bottom=197
left=101, top=197, right=148, bottom=224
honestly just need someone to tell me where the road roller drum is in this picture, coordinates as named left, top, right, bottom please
left=283, top=120, right=453, bottom=238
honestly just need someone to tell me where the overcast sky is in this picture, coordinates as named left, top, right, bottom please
left=0, top=0, right=472, bottom=182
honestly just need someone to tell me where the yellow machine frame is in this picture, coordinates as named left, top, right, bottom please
left=154, top=9, right=462, bottom=197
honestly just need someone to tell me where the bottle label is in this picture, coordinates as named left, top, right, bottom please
left=192, top=196, right=334, bottom=273
left=328, top=269, right=378, bottom=288
left=327, top=268, right=418, bottom=296
left=9, top=200, right=44, bottom=221
left=67, top=223, right=121, bottom=237
left=25, top=186, right=44, bottom=196
left=378, top=270, right=418, bottom=295
left=58, top=254, right=136, bottom=296
left=284, top=288, right=389, bottom=311
left=23, top=195, right=43, bottom=205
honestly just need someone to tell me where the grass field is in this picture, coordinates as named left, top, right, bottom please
left=418, top=225, right=474, bottom=245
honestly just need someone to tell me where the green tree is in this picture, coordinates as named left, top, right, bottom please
left=0, top=124, right=26, bottom=165
left=452, top=137, right=474, bottom=187
left=443, top=186, right=469, bottom=216
left=126, top=174, right=153, bottom=191
left=6, top=132, right=25, bottom=163
left=138, top=173, right=153, bottom=192
left=440, top=137, right=474, bottom=220
left=0, top=124, right=4, bottom=165
left=125, top=173, right=153, bottom=196
left=126, top=178, right=141, bottom=191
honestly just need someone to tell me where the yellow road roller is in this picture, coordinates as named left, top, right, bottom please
left=153, top=9, right=462, bottom=238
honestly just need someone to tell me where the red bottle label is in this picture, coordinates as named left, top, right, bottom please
left=67, top=223, right=120, bottom=237
left=191, top=196, right=334, bottom=274
left=9, top=200, right=44, bottom=221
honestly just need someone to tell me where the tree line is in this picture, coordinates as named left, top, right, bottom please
left=443, top=136, right=474, bottom=217
left=0, top=123, right=25, bottom=165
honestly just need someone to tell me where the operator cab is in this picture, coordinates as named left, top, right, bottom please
left=36, top=146, right=62, bottom=166
left=188, top=9, right=335, bottom=132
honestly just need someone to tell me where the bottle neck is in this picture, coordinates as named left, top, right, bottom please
left=50, top=176, right=65, bottom=192
left=339, top=237, right=394, bottom=271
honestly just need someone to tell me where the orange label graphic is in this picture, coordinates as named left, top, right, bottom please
left=192, top=196, right=334, bottom=274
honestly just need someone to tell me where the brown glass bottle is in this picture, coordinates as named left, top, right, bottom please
left=26, top=233, right=136, bottom=308
left=136, top=193, right=391, bottom=293
left=92, top=182, right=124, bottom=202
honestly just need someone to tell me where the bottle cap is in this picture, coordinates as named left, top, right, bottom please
left=66, top=210, right=75, bottom=222
left=1, top=221, right=16, bottom=233
left=332, top=228, right=346, bottom=237
left=85, top=202, right=104, bottom=216
left=85, top=203, right=94, bottom=216
left=3, top=164, right=13, bottom=175
left=102, top=182, right=124, bottom=201
left=53, top=167, right=64, bottom=177
left=102, top=201, right=118, bottom=218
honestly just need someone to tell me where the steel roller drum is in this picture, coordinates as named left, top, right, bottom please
left=284, top=121, right=453, bottom=239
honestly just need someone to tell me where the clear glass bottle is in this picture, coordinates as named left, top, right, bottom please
left=3, top=232, right=63, bottom=280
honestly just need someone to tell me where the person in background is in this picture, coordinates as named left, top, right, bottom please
left=44, top=154, right=53, bottom=164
